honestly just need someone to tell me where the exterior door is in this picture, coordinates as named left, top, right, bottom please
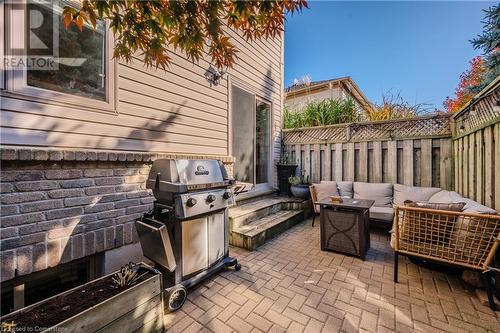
left=231, top=84, right=271, bottom=189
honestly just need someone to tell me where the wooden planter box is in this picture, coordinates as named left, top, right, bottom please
left=4, top=264, right=164, bottom=333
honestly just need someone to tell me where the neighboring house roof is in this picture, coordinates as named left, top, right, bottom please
left=285, top=76, right=373, bottom=111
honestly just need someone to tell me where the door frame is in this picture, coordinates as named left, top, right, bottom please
left=228, top=76, right=274, bottom=190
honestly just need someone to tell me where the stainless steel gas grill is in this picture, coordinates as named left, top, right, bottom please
left=135, top=159, right=240, bottom=311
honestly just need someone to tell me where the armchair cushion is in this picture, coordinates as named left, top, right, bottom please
left=354, top=182, right=393, bottom=207
left=393, top=184, right=441, bottom=205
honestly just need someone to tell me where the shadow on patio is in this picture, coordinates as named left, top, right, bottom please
left=164, top=218, right=500, bottom=333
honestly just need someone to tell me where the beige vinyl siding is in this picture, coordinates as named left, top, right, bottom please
left=0, top=27, right=283, bottom=183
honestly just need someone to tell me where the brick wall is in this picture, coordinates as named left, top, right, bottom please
left=0, top=148, right=234, bottom=282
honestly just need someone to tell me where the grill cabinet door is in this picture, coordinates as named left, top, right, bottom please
left=182, top=217, right=208, bottom=276
left=208, top=211, right=225, bottom=265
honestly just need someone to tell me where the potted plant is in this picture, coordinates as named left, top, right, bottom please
left=276, top=140, right=297, bottom=196
left=0, top=263, right=164, bottom=333
left=289, top=173, right=310, bottom=199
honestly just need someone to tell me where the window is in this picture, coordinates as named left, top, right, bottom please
left=27, top=1, right=106, bottom=100
left=4, top=1, right=115, bottom=110
left=0, top=255, right=102, bottom=316
left=0, top=2, right=5, bottom=90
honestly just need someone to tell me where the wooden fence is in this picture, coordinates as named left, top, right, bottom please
left=452, top=78, right=500, bottom=209
left=283, top=114, right=454, bottom=189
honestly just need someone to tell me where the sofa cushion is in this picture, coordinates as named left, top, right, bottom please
left=313, top=182, right=339, bottom=202
left=354, top=182, right=392, bottom=207
left=429, top=190, right=464, bottom=203
left=393, top=184, right=441, bottom=205
left=430, top=191, right=497, bottom=214
left=332, top=181, right=353, bottom=198
left=369, top=206, right=394, bottom=222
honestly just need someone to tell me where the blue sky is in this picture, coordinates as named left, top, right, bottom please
left=284, top=1, right=495, bottom=110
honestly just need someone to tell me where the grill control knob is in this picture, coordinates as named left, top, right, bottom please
left=186, top=197, right=197, bottom=207
left=206, top=194, right=216, bottom=203
left=222, top=191, right=232, bottom=200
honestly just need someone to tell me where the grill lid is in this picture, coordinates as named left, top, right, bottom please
left=147, top=159, right=233, bottom=197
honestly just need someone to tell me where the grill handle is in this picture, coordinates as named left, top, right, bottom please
left=135, top=218, right=177, bottom=272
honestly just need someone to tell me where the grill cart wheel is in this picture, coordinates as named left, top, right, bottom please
left=167, top=285, right=187, bottom=312
left=235, top=263, right=242, bottom=271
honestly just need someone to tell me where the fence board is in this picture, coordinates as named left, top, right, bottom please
left=313, top=144, right=320, bottom=183
left=495, top=123, right=500, bottom=209
left=294, top=144, right=301, bottom=177
left=454, top=139, right=460, bottom=193
left=420, top=139, right=432, bottom=187
left=304, top=144, right=311, bottom=182
left=346, top=143, right=355, bottom=181
left=322, top=143, right=331, bottom=181
left=387, top=141, right=398, bottom=184
left=403, top=140, right=414, bottom=185
left=359, top=142, right=368, bottom=182
left=468, top=135, right=475, bottom=199
left=373, top=141, right=383, bottom=183
left=335, top=143, right=343, bottom=181
left=475, top=131, right=484, bottom=203
left=440, top=139, right=452, bottom=190
left=463, top=135, right=469, bottom=197
left=484, top=126, right=493, bottom=207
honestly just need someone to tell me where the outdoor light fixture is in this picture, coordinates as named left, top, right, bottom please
left=205, top=65, right=226, bottom=86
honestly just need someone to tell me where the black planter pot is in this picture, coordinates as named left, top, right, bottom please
left=290, top=184, right=310, bottom=199
left=276, top=164, right=297, bottom=196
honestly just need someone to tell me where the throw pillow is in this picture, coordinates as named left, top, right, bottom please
left=404, top=200, right=466, bottom=212
left=325, top=181, right=353, bottom=198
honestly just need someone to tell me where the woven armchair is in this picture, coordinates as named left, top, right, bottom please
left=393, top=205, right=500, bottom=310
left=309, top=185, right=320, bottom=227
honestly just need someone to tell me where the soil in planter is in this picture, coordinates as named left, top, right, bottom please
left=1, top=272, right=153, bottom=331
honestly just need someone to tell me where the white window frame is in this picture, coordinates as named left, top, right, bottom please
left=3, top=1, right=116, bottom=112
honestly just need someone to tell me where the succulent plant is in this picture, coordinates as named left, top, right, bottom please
left=112, top=263, right=147, bottom=289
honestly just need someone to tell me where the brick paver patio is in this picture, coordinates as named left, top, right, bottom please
left=164, top=219, right=500, bottom=333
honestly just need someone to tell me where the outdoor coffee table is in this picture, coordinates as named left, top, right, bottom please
left=316, top=198, right=374, bottom=260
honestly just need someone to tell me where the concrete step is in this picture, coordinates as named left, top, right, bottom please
left=229, top=196, right=303, bottom=228
left=234, top=188, right=277, bottom=205
left=230, top=210, right=304, bottom=250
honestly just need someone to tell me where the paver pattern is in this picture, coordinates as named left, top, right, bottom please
left=164, top=219, right=500, bottom=332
